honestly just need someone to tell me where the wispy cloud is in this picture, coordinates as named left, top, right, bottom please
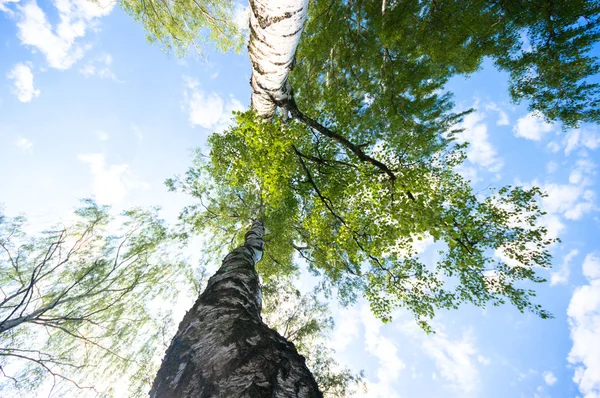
left=550, top=249, right=579, bottom=286
left=485, top=102, right=510, bottom=126
left=131, top=124, right=144, bottom=143
left=14, top=136, right=33, bottom=151
left=80, top=53, right=119, bottom=80
left=233, top=4, right=250, bottom=33
left=541, top=159, right=596, bottom=221
left=330, top=306, right=360, bottom=353
left=7, top=63, right=40, bottom=102
left=567, top=253, right=600, bottom=398
left=546, top=161, right=558, bottom=173
left=564, top=128, right=600, bottom=156
left=423, top=329, right=482, bottom=395
left=399, top=320, right=485, bottom=396
left=0, top=0, right=19, bottom=13
left=95, top=130, right=109, bottom=141
left=523, top=157, right=597, bottom=230
left=355, top=305, right=404, bottom=398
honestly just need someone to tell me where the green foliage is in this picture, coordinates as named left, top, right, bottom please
left=294, top=0, right=600, bottom=127
left=118, top=0, right=243, bottom=56
left=261, top=277, right=365, bottom=397
left=162, top=0, right=596, bottom=333
left=0, top=200, right=192, bottom=396
left=167, top=118, right=303, bottom=282
left=169, top=110, right=556, bottom=330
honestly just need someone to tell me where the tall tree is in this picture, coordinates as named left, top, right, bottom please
left=150, top=220, right=322, bottom=397
left=0, top=200, right=190, bottom=397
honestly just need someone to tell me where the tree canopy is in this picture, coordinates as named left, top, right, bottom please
left=168, top=110, right=555, bottom=331
left=166, top=0, right=600, bottom=330
left=292, top=0, right=600, bottom=127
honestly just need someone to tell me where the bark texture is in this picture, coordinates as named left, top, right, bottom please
left=249, top=0, right=309, bottom=119
left=150, top=221, right=322, bottom=397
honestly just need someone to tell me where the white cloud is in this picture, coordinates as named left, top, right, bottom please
left=14, top=136, right=33, bottom=151
left=513, top=112, right=554, bottom=140
left=477, top=355, right=491, bottom=366
left=7, top=63, right=40, bottom=102
left=0, top=0, right=19, bottom=13
left=567, top=253, right=600, bottom=398
left=131, top=124, right=144, bottom=142
left=564, top=128, right=600, bottom=156
left=543, top=183, right=595, bottom=221
left=550, top=249, right=579, bottom=286
left=543, top=371, right=557, bottom=387
left=16, top=0, right=114, bottom=70
left=80, top=53, right=118, bottom=80
left=538, top=214, right=565, bottom=243
left=233, top=4, right=250, bottom=32
left=183, top=77, right=244, bottom=131
left=330, top=306, right=360, bottom=352
left=354, top=305, right=404, bottom=398
left=457, top=110, right=503, bottom=172
left=422, top=328, right=482, bottom=395
left=77, top=153, right=149, bottom=205
left=456, top=165, right=479, bottom=183
left=397, top=319, right=483, bottom=396
left=457, top=166, right=480, bottom=183
left=542, top=184, right=586, bottom=215
left=546, top=161, right=558, bottom=173
left=583, top=253, right=600, bottom=280
left=535, top=159, right=597, bottom=221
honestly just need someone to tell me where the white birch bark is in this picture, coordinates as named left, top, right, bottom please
left=248, top=0, right=309, bottom=119
left=150, top=221, right=322, bottom=397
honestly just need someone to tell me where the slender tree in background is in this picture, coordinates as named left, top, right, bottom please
left=150, top=220, right=322, bottom=397
left=261, top=278, right=365, bottom=397
left=0, top=200, right=190, bottom=397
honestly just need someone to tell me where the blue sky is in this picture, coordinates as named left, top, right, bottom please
left=1, top=1, right=600, bottom=397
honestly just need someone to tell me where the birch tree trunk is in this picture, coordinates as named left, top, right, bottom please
left=150, top=221, right=322, bottom=397
left=249, top=0, right=309, bottom=119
